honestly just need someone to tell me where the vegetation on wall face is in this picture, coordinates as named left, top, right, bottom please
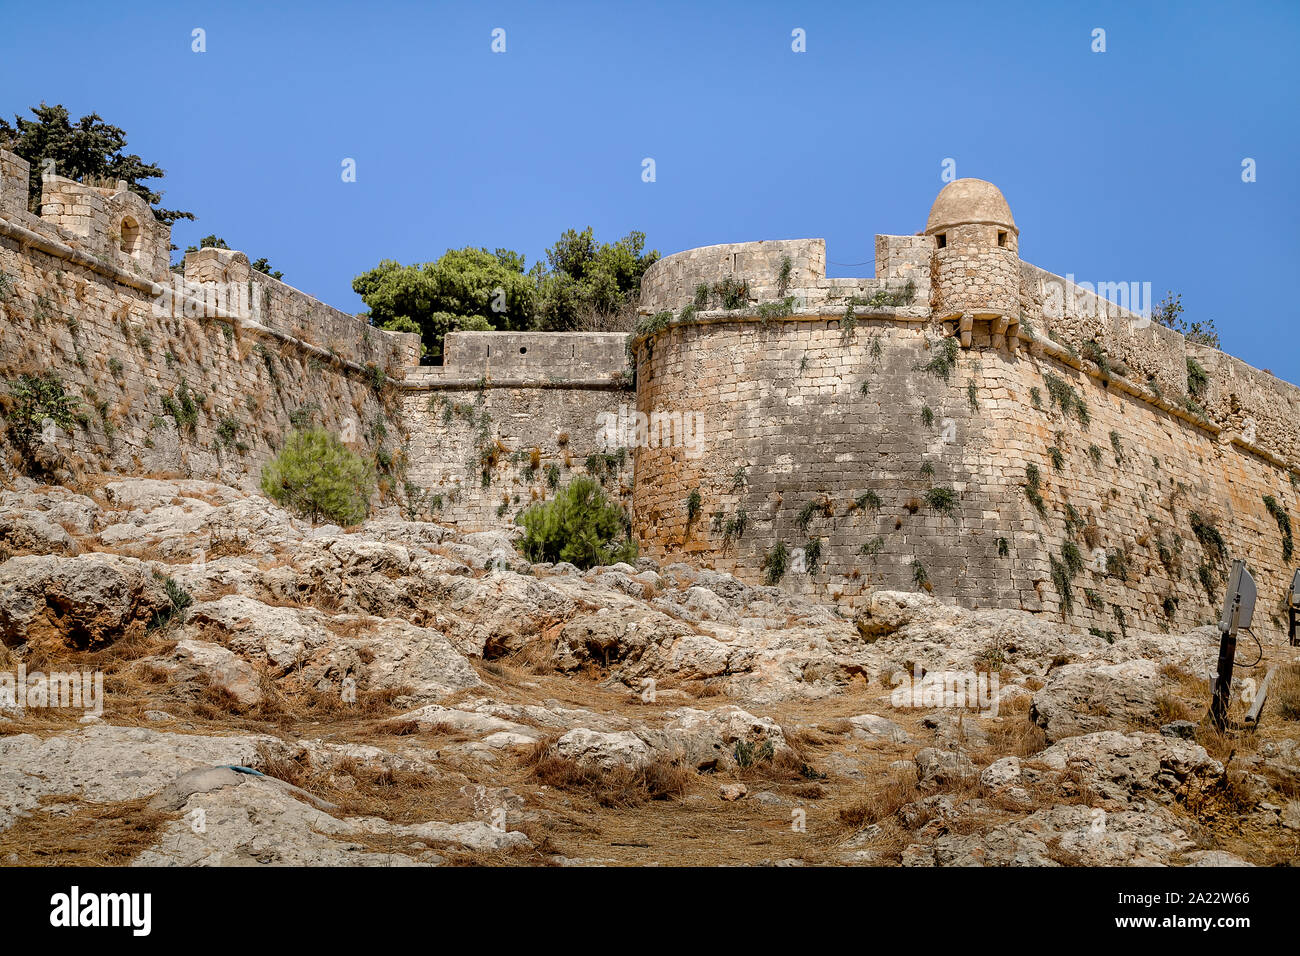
left=1189, top=511, right=1228, bottom=568
left=1042, top=372, right=1089, bottom=426
left=584, top=448, right=626, bottom=484
left=854, top=490, right=882, bottom=513
left=1153, top=291, right=1220, bottom=348
left=1050, top=555, right=1073, bottom=612
left=852, top=279, right=916, bottom=310
left=711, top=276, right=750, bottom=310
left=1186, top=356, right=1209, bottom=398
left=685, top=488, right=702, bottom=523
left=722, top=508, right=748, bottom=544
left=796, top=499, right=822, bottom=534
left=1105, top=548, right=1130, bottom=582
left=1263, top=495, right=1294, bottom=562
left=1081, top=339, right=1127, bottom=385
left=918, top=336, right=960, bottom=381
left=1061, top=541, right=1085, bottom=577
left=776, top=255, right=792, bottom=297
left=762, top=541, right=790, bottom=585
left=0, top=370, right=80, bottom=457
left=159, top=378, right=199, bottom=434
left=634, top=310, right=674, bottom=341
left=925, top=486, right=957, bottom=515
left=756, top=297, right=795, bottom=322
left=804, top=537, right=822, bottom=576
left=1023, top=463, right=1047, bottom=516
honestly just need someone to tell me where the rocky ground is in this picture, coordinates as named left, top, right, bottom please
left=0, top=475, right=1297, bottom=866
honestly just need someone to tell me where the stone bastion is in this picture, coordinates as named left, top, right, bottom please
left=628, top=178, right=1300, bottom=637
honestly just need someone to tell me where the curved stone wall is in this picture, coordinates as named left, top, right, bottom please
left=632, top=309, right=1300, bottom=640
left=639, top=239, right=825, bottom=313
left=632, top=314, right=1025, bottom=612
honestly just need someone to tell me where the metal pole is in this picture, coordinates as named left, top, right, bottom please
left=1209, top=594, right=1241, bottom=732
left=1243, top=666, right=1276, bottom=727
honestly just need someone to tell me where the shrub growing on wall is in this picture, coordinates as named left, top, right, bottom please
left=515, top=476, right=637, bottom=569
left=1, top=371, right=80, bottom=453
left=260, top=427, right=374, bottom=526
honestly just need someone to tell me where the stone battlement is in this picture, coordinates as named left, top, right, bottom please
left=633, top=178, right=1300, bottom=471
left=0, top=149, right=420, bottom=375
left=401, top=331, right=630, bottom=389
left=639, top=235, right=932, bottom=315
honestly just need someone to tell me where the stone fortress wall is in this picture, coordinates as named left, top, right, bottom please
left=3, top=143, right=1297, bottom=639
left=398, top=331, right=634, bottom=527
left=0, top=148, right=420, bottom=493
left=0, top=144, right=633, bottom=529
left=630, top=179, right=1300, bottom=637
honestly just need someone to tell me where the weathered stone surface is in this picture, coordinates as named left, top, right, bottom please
left=1031, top=659, right=1168, bottom=741
left=0, top=509, right=78, bottom=556
left=555, top=729, right=650, bottom=770
left=177, top=595, right=481, bottom=703
left=933, top=804, right=1196, bottom=867
left=1032, top=731, right=1223, bottom=805
left=915, top=747, right=977, bottom=788
left=164, top=639, right=264, bottom=706
left=0, top=725, right=274, bottom=832
left=0, top=553, right=170, bottom=651
left=0, top=467, right=1291, bottom=869
left=980, top=756, right=1022, bottom=790
left=848, top=713, right=912, bottom=743
left=135, top=777, right=428, bottom=867
left=654, top=706, right=790, bottom=772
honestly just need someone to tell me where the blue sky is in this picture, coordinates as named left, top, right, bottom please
left=2, top=0, right=1297, bottom=380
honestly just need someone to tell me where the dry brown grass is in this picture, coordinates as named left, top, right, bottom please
left=526, top=742, right=691, bottom=808
left=254, top=743, right=456, bottom=823
left=1194, top=715, right=1259, bottom=763
left=838, top=770, right=922, bottom=830
left=1271, top=662, right=1300, bottom=721
left=974, top=715, right=1048, bottom=761
left=681, top=679, right=725, bottom=698
left=0, top=795, right=175, bottom=865
left=193, top=670, right=415, bottom=725
left=484, top=638, right=557, bottom=674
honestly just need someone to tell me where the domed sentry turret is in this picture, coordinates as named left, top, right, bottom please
left=925, top=178, right=1021, bottom=347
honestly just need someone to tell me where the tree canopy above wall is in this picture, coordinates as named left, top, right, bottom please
left=0, top=103, right=194, bottom=226
left=352, top=229, right=658, bottom=362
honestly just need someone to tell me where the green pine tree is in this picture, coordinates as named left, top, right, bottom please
left=260, top=427, right=374, bottom=526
